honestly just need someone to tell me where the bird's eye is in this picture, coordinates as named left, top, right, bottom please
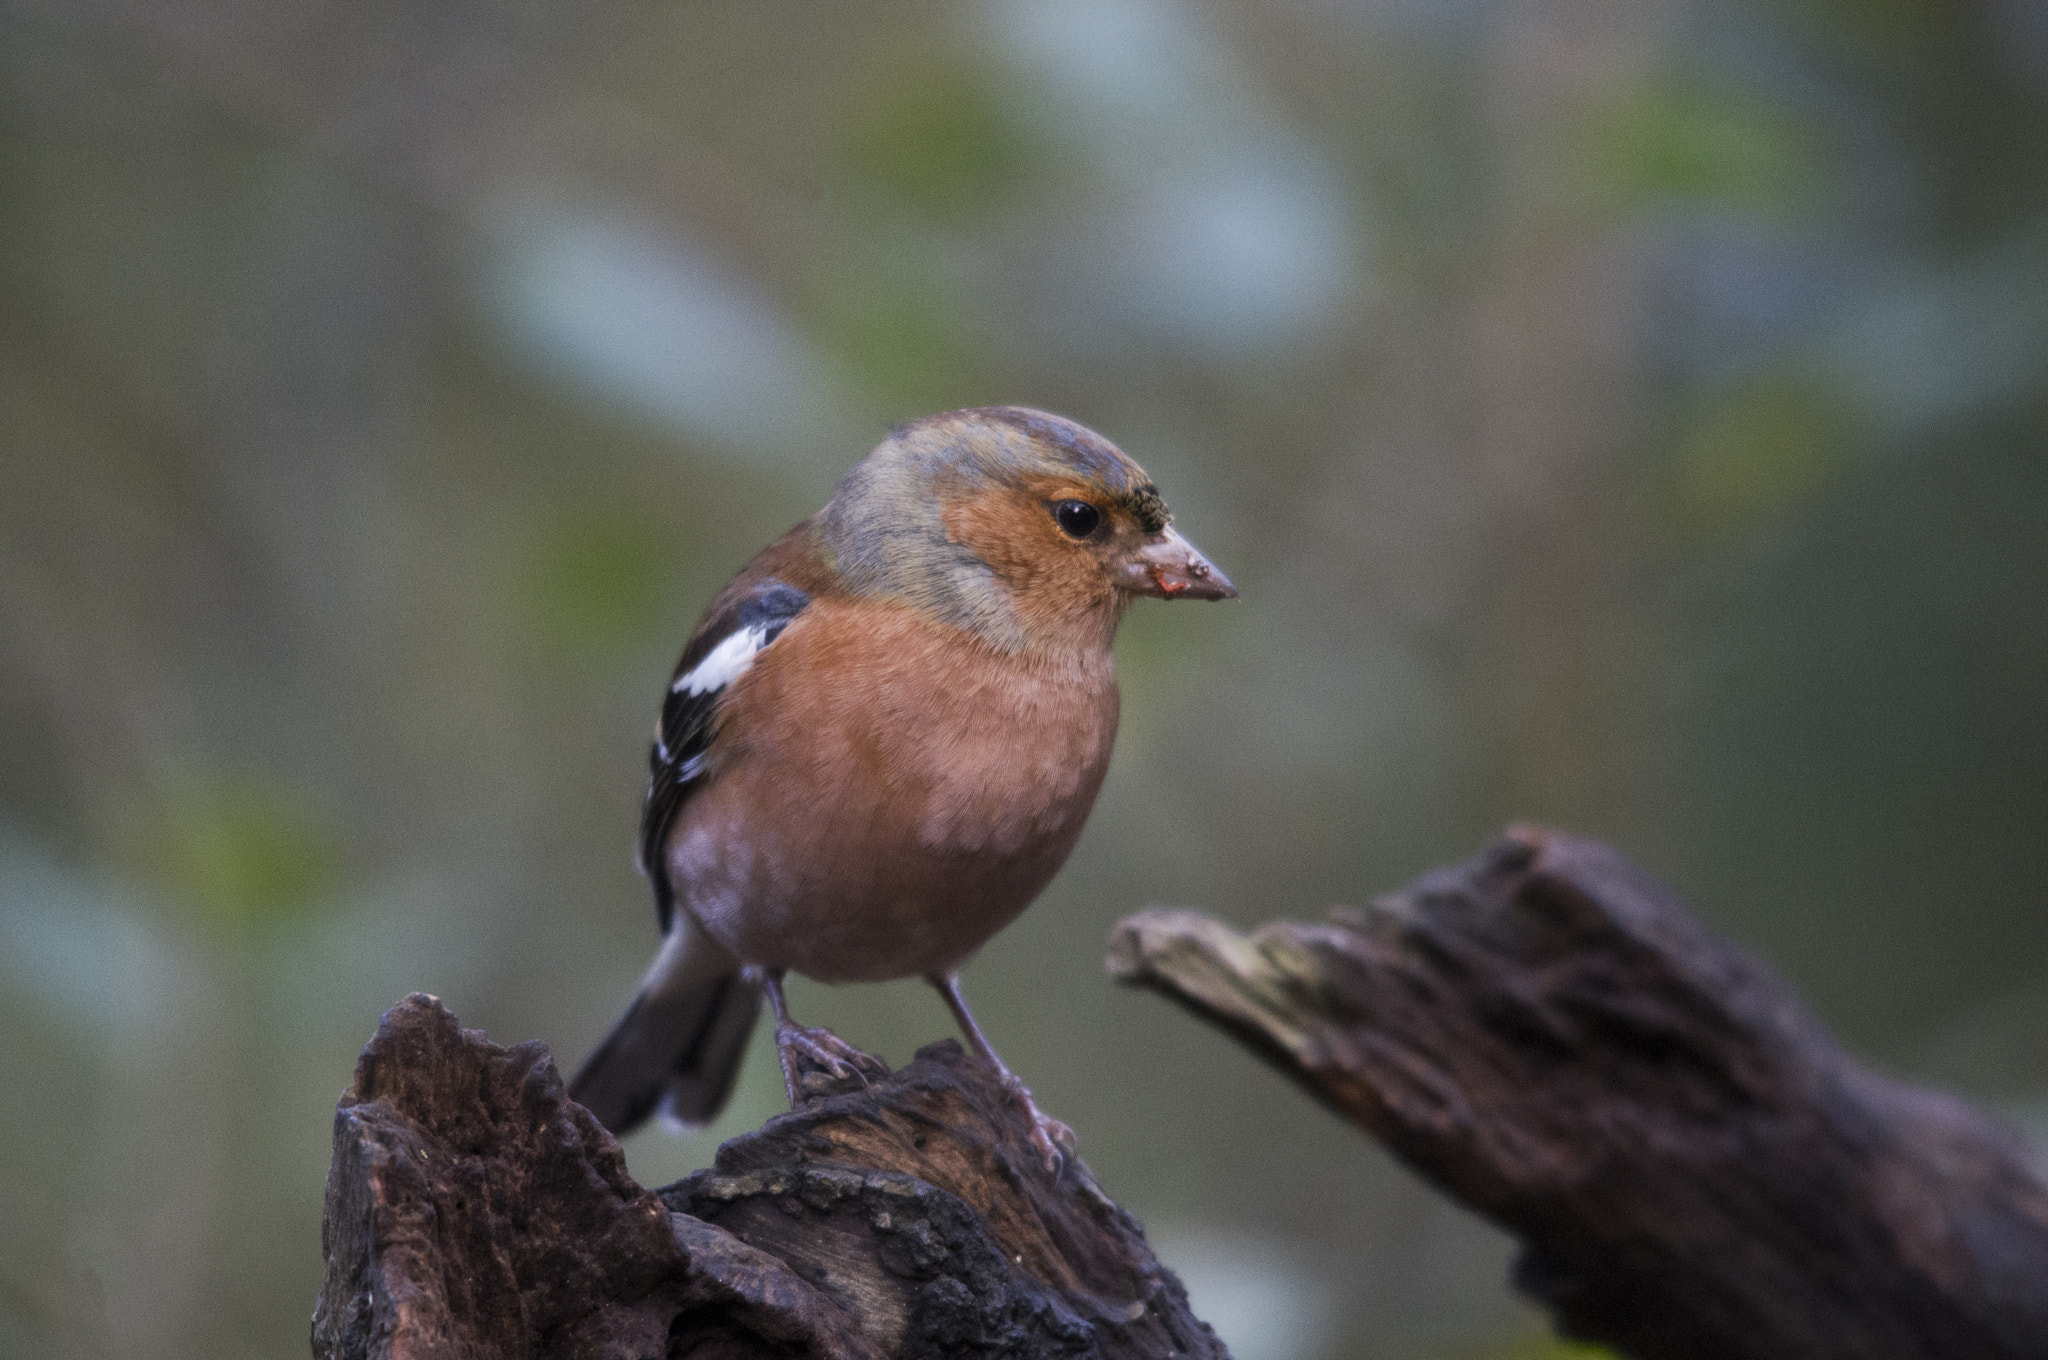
left=1052, top=500, right=1101, bottom=539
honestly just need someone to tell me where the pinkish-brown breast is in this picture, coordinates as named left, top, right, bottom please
left=663, top=597, right=1119, bottom=983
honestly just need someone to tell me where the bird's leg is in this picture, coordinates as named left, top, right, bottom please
left=928, top=972, right=1075, bottom=1176
left=761, top=968, right=886, bottom=1104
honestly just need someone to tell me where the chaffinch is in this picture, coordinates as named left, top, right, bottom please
left=568, top=406, right=1235, bottom=1170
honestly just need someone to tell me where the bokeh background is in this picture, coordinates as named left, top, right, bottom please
left=4, top=0, right=2046, bottom=1357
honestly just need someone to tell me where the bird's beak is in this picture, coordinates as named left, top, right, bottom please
left=1120, top=526, right=1238, bottom=600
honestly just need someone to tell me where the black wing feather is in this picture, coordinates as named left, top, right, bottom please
left=640, top=579, right=810, bottom=932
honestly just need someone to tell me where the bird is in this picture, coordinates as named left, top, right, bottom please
left=568, top=405, right=1235, bottom=1171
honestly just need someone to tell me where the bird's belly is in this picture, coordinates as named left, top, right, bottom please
left=668, top=644, right=1116, bottom=983
left=672, top=759, right=1101, bottom=982
left=671, top=790, right=1089, bottom=983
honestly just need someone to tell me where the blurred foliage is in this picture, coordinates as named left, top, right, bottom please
left=1793, top=0, right=1956, bottom=58
left=2, top=0, right=2045, bottom=1358
left=1375, top=1321, right=1620, bottom=1360
left=1429, top=1335, right=1619, bottom=1360
left=813, top=269, right=985, bottom=415
left=521, top=504, right=673, bottom=658
left=1671, top=374, right=1859, bottom=530
left=844, top=58, right=1033, bottom=220
left=1598, top=78, right=1824, bottom=214
left=1494, top=1340, right=1616, bottom=1360
left=153, top=776, right=339, bottom=931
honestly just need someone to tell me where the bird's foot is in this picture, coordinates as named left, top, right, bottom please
left=997, top=1073, right=1076, bottom=1178
left=775, top=1023, right=888, bottom=1104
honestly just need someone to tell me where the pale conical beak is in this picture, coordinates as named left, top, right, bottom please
left=1120, top=526, right=1238, bottom=600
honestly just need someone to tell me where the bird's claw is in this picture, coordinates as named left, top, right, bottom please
left=996, top=1072, right=1075, bottom=1177
left=774, top=1023, right=887, bottom=1103
left=1028, top=1115, right=1077, bottom=1179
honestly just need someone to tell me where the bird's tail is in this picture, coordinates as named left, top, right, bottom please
left=568, top=914, right=763, bottom=1136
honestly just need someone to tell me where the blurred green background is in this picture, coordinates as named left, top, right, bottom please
left=3, top=1, right=2046, bottom=1357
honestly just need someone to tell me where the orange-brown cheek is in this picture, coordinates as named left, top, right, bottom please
left=943, top=491, right=1114, bottom=618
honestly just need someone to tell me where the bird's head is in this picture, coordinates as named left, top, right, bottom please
left=819, top=406, right=1235, bottom=654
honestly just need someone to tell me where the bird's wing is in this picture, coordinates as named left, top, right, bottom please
left=640, top=578, right=811, bottom=931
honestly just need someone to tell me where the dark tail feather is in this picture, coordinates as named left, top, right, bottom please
left=568, top=920, right=763, bottom=1135
left=658, top=969, right=764, bottom=1123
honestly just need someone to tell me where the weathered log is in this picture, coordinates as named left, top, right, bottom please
left=1107, top=825, right=2048, bottom=1360
left=312, top=994, right=1223, bottom=1360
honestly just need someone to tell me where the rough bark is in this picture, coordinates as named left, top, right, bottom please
left=313, top=994, right=1222, bottom=1360
left=1107, top=824, right=2048, bottom=1360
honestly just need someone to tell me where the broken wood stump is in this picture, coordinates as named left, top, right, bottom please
left=312, top=993, right=1223, bottom=1360
left=1107, top=825, right=2048, bottom=1360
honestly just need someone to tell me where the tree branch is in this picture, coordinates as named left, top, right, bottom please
left=1107, top=825, right=2048, bottom=1360
left=313, top=995, right=1223, bottom=1360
